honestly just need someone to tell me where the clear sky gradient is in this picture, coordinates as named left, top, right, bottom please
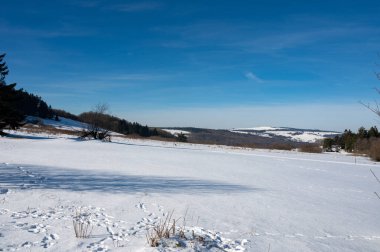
left=1, top=0, right=380, bottom=131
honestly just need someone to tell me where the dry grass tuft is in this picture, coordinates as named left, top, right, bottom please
left=146, top=210, right=176, bottom=247
left=22, top=124, right=80, bottom=136
left=73, top=209, right=93, bottom=238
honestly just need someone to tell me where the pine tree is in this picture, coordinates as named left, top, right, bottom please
left=0, top=53, right=25, bottom=136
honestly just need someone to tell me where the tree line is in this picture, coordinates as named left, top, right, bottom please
left=0, top=53, right=174, bottom=139
left=78, top=105, right=173, bottom=139
left=323, top=126, right=380, bottom=161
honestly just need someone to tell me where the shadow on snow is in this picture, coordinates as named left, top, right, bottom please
left=0, top=163, right=257, bottom=194
left=3, top=133, right=52, bottom=140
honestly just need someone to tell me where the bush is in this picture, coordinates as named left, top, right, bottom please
left=323, top=138, right=334, bottom=151
left=176, top=133, right=188, bottom=142
left=299, top=144, right=322, bottom=153
left=355, top=138, right=371, bottom=155
left=370, top=139, right=380, bottom=161
left=269, top=143, right=294, bottom=151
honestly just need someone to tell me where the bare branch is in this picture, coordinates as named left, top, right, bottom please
left=370, top=169, right=380, bottom=184
left=93, top=103, right=109, bottom=115
left=375, top=192, right=380, bottom=200
left=360, top=100, right=380, bottom=116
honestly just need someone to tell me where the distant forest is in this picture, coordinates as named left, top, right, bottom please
left=9, top=90, right=172, bottom=138
left=0, top=53, right=174, bottom=139
left=77, top=111, right=172, bottom=138
left=16, top=89, right=54, bottom=119
left=29, top=98, right=172, bottom=138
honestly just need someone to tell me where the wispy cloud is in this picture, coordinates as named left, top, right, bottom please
left=154, top=20, right=380, bottom=54
left=245, top=72, right=264, bottom=83
left=108, top=2, right=161, bottom=12
left=71, top=0, right=162, bottom=12
left=233, top=26, right=380, bottom=53
left=106, top=73, right=170, bottom=81
left=71, top=0, right=102, bottom=8
left=0, top=23, right=94, bottom=38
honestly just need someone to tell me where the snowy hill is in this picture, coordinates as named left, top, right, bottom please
left=161, top=128, right=191, bottom=136
left=230, top=126, right=340, bottom=143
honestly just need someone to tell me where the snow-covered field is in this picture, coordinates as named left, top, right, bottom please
left=230, top=127, right=340, bottom=143
left=0, top=130, right=380, bottom=251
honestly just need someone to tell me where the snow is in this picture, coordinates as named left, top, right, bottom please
left=230, top=127, right=340, bottom=143
left=234, top=126, right=283, bottom=131
left=271, top=130, right=338, bottom=142
left=162, top=129, right=191, bottom=136
left=0, top=130, right=380, bottom=251
left=26, top=116, right=87, bottom=131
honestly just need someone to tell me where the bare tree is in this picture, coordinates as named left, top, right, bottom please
left=362, top=67, right=380, bottom=199
left=360, top=66, right=380, bottom=116
left=360, top=88, right=380, bottom=117
left=80, top=103, right=111, bottom=141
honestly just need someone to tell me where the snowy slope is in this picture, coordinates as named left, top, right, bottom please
left=162, top=129, right=191, bottom=136
left=0, top=133, right=379, bottom=251
left=230, top=127, right=340, bottom=143
left=26, top=116, right=87, bottom=131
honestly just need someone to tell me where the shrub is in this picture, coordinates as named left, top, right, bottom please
left=177, top=133, right=188, bottom=142
left=269, top=143, right=294, bottom=151
left=323, top=138, right=334, bottom=151
left=355, top=138, right=371, bottom=155
left=146, top=210, right=175, bottom=247
left=370, top=139, right=380, bottom=161
left=299, top=144, right=322, bottom=153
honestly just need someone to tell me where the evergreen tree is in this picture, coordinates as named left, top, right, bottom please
left=368, top=126, right=379, bottom=138
left=0, top=54, right=25, bottom=136
left=323, top=138, right=334, bottom=151
left=357, top=126, right=368, bottom=139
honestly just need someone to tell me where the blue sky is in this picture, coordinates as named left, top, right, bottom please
left=1, top=0, right=380, bottom=130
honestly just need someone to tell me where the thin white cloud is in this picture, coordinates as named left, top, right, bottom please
left=0, top=23, right=94, bottom=38
left=245, top=72, right=264, bottom=83
left=107, top=73, right=168, bottom=81
left=154, top=20, right=380, bottom=54
left=109, top=2, right=161, bottom=12
left=71, top=0, right=102, bottom=8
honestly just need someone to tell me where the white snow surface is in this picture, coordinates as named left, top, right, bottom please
left=162, top=129, right=191, bottom=136
left=0, top=131, right=380, bottom=251
left=231, top=127, right=340, bottom=143
left=27, top=116, right=87, bottom=131
left=235, top=126, right=283, bottom=131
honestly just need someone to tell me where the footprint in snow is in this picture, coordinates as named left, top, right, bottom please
left=87, top=237, right=110, bottom=252
left=39, top=233, right=59, bottom=248
left=21, top=241, right=34, bottom=248
left=28, top=223, right=48, bottom=234
left=0, top=209, right=10, bottom=215
left=13, top=222, right=28, bottom=228
left=135, top=202, right=149, bottom=213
